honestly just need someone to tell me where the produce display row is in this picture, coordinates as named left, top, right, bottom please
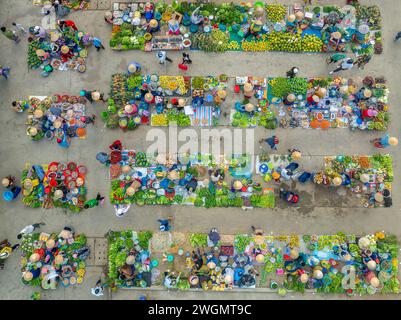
left=233, top=75, right=389, bottom=130
left=107, top=230, right=399, bottom=296
left=256, top=153, right=393, bottom=209
left=97, top=141, right=275, bottom=210
left=102, top=73, right=390, bottom=131
left=103, top=73, right=227, bottom=130
left=109, top=2, right=381, bottom=55
left=20, top=228, right=89, bottom=289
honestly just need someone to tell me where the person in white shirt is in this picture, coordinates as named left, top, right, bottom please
left=156, top=50, right=172, bottom=64
left=329, top=58, right=354, bottom=75
left=12, top=22, right=27, bottom=34
left=91, top=279, right=104, bottom=297
left=17, top=222, right=45, bottom=239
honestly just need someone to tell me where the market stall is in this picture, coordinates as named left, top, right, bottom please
left=20, top=228, right=89, bottom=290
left=103, top=73, right=227, bottom=130
left=109, top=2, right=381, bottom=55
left=259, top=75, right=389, bottom=130
left=256, top=153, right=393, bottom=208
left=24, top=95, right=89, bottom=147
left=33, top=0, right=90, bottom=11
left=21, top=162, right=88, bottom=212
left=107, top=230, right=399, bottom=296
left=97, top=141, right=275, bottom=210
left=28, top=24, right=99, bottom=76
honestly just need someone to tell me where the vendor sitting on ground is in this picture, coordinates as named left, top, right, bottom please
left=11, top=100, right=29, bottom=113
left=158, top=217, right=173, bottom=232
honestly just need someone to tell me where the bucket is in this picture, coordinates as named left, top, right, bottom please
left=3, top=186, right=21, bottom=201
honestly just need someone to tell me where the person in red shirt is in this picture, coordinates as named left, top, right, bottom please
left=58, top=19, right=78, bottom=31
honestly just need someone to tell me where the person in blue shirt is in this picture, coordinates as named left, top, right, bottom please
left=371, top=133, right=398, bottom=148
left=92, top=37, right=105, bottom=51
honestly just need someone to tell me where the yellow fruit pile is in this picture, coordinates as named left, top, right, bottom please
left=242, top=40, right=269, bottom=52
left=151, top=114, right=168, bottom=126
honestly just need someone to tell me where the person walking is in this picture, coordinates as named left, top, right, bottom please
left=286, top=67, right=299, bottom=78
left=83, top=193, right=105, bottom=209
left=1, top=27, right=20, bottom=43
left=394, top=31, right=401, bottom=42
left=157, top=50, right=172, bottom=64
left=0, top=65, right=11, bottom=80
left=370, top=134, right=398, bottom=148
left=92, top=37, right=105, bottom=51
left=158, top=217, right=173, bottom=231
left=329, top=58, right=354, bottom=74
left=57, top=20, right=78, bottom=31
left=12, top=22, right=28, bottom=34
left=326, top=52, right=347, bottom=64
left=17, top=223, right=46, bottom=239
left=259, top=135, right=279, bottom=150
left=91, top=279, right=105, bottom=297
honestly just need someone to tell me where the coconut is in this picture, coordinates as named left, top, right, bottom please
left=389, top=137, right=398, bottom=146
left=313, top=269, right=323, bottom=280
left=289, top=249, right=299, bottom=260
left=126, top=255, right=136, bottom=265
left=295, top=11, right=304, bottom=21
left=300, top=273, right=309, bottom=283
left=358, top=237, right=370, bottom=249
left=255, top=254, right=265, bottom=263
left=233, top=180, right=242, bottom=190
left=30, top=253, right=40, bottom=263
left=367, top=260, right=377, bottom=271
left=332, top=177, right=342, bottom=186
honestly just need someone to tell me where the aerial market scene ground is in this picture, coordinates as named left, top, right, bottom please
left=0, top=0, right=401, bottom=300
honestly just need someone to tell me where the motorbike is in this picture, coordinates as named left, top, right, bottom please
left=0, top=240, right=13, bottom=270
